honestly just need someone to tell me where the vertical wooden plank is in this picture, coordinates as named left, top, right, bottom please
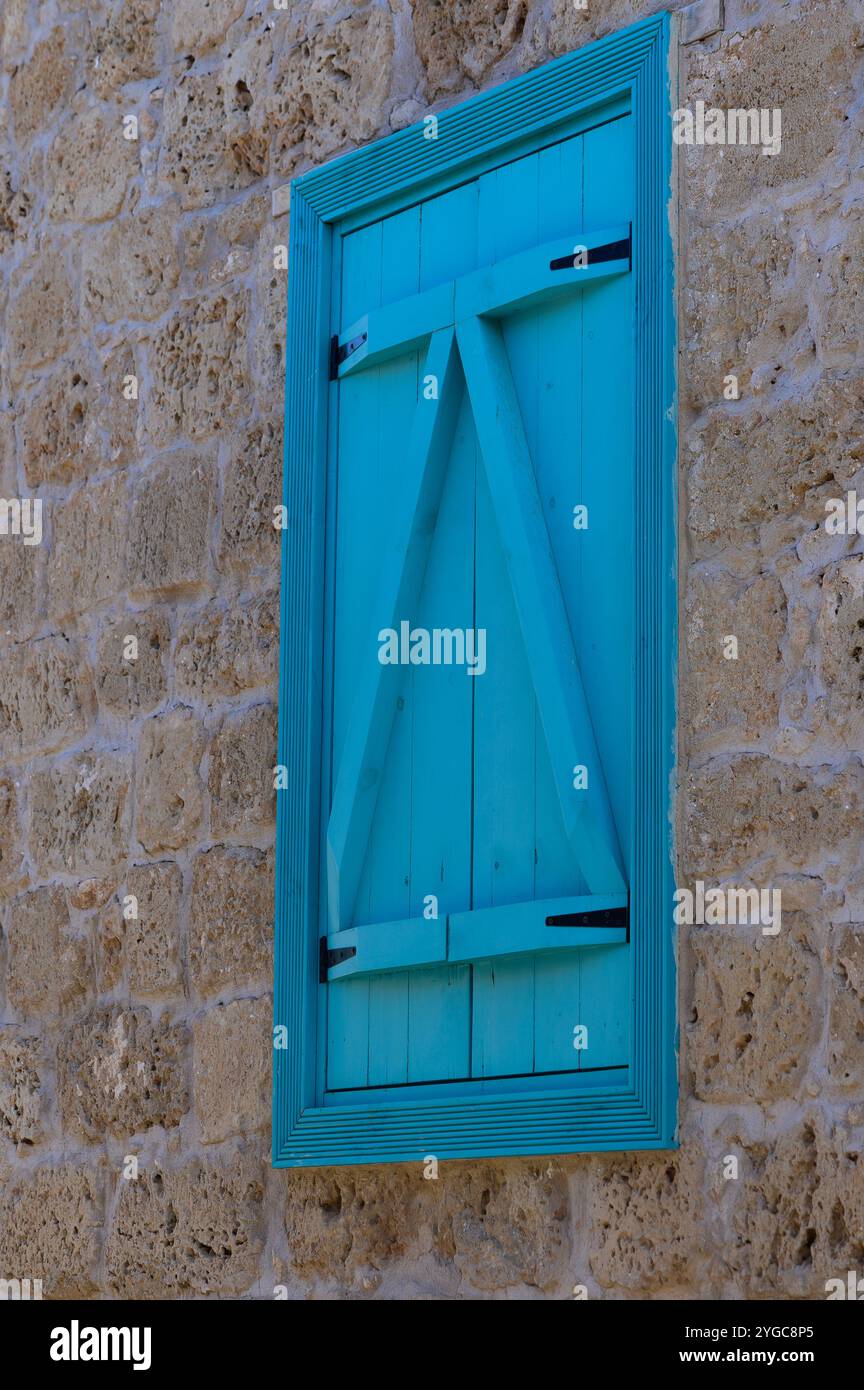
left=574, top=114, right=635, bottom=1070
left=532, top=133, right=588, bottom=1075
left=366, top=965, right=410, bottom=1086
left=580, top=115, right=634, bottom=842
left=326, top=219, right=383, bottom=1090
left=365, top=206, right=423, bottom=1086
left=406, top=182, right=478, bottom=1082
left=316, top=232, right=344, bottom=1104
left=470, top=153, right=540, bottom=1078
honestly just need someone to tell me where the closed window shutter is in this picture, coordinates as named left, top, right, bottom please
left=321, top=116, right=635, bottom=1094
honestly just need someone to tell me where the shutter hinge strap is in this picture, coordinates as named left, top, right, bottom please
left=319, top=935, right=357, bottom=982
left=329, top=331, right=368, bottom=380
left=549, top=228, right=631, bottom=273
left=545, top=905, right=629, bottom=930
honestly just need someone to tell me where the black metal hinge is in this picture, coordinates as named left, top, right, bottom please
left=545, top=905, right=629, bottom=930
left=329, top=331, right=368, bottom=381
left=319, top=936, right=357, bottom=982
left=549, top=228, right=631, bottom=273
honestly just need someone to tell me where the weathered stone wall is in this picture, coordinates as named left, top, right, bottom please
left=0, top=0, right=860, bottom=1299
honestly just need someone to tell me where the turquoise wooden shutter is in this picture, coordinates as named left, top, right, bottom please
left=273, top=14, right=677, bottom=1165
left=322, top=119, right=634, bottom=1093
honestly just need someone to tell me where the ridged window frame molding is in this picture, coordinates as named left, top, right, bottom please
left=274, top=11, right=678, bottom=1167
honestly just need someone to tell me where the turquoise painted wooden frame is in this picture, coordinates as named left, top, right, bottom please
left=274, top=12, right=678, bottom=1167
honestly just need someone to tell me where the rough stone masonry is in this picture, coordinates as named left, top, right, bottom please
left=0, top=0, right=862, bottom=1300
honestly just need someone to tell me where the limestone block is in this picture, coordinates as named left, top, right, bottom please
left=85, top=0, right=161, bottom=98
left=0, top=774, right=26, bottom=901
left=812, top=215, right=864, bottom=368
left=729, top=1118, right=864, bottom=1295
left=68, top=876, right=115, bottom=913
left=685, top=0, right=863, bottom=209
left=547, top=0, right=645, bottom=58
left=127, top=454, right=215, bottom=597
left=271, top=183, right=290, bottom=218
left=0, top=413, right=12, bottom=499
left=217, top=189, right=270, bottom=248
left=0, top=533, right=43, bottom=641
left=210, top=238, right=250, bottom=280
left=95, top=896, right=125, bottom=995
left=807, top=1123, right=864, bottom=1284
left=271, top=8, right=393, bottom=175
left=183, top=217, right=210, bottom=272
left=47, top=473, right=128, bottom=622
left=411, top=0, right=529, bottom=94
left=0, top=162, right=31, bottom=253
left=282, top=1167, right=417, bottom=1279
left=683, top=756, right=864, bottom=879
left=0, top=633, right=93, bottom=761
left=48, top=108, right=137, bottom=223
left=7, top=246, right=75, bottom=380
left=1, top=0, right=31, bottom=70
left=827, top=926, right=864, bottom=1091
left=107, top=1154, right=265, bottom=1297
left=687, top=376, right=864, bottom=553
left=189, top=845, right=273, bottom=997
left=28, top=753, right=132, bottom=877
left=90, top=894, right=127, bottom=998
left=0, top=1166, right=103, bottom=1298
left=815, top=556, right=864, bottom=750
left=170, top=0, right=246, bottom=54
left=430, top=1162, right=571, bottom=1293
left=101, top=342, right=142, bottom=467
left=0, top=411, right=14, bottom=493
left=8, top=28, right=73, bottom=140
left=208, top=704, right=276, bottom=837
left=33, top=339, right=142, bottom=471
left=688, top=923, right=820, bottom=1101
left=0, top=1031, right=44, bottom=1147
left=125, top=861, right=184, bottom=998
left=727, top=1124, right=822, bottom=1294
left=680, top=0, right=724, bottom=45
left=146, top=293, right=249, bottom=444
left=683, top=212, right=805, bottom=409
left=95, top=610, right=170, bottom=717
left=282, top=1158, right=571, bottom=1293
left=589, top=1146, right=709, bottom=1292
left=67, top=872, right=115, bottom=917
left=218, top=418, right=282, bottom=577
left=685, top=571, right=785, bottom=742
left=19, top=350, right=102, bottom=487
left=5, top=885, right=90, bottom=1017
left=251, top=223, right=286, bottom=405
left=82, top=207, right=180, bottom=324
left=57, top=1003, right=189, bottom=1140
left=135, top=707, right=205, bottom=853
left=221, top=28, right=272, bottom=180
left=159, top=72, right=258, bottom=209
left=175, top=592, right=278, bottom=700
left=193, top=997, right=271, bottom=1143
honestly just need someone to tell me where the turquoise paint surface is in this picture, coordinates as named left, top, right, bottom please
left=273, top=13, right=677, bottom=1167
left=323, top=120, right=634, bottom=1091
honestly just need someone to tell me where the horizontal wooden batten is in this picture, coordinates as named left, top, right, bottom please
left=334, top=280, right=455, bottom=377
left=448, top=895, right=628, bottom=963
left=333, top=225, right=631, bottom=379
left=455, top=224, right=631, bottom=320
left=325, top=918, right=447, bottom=980
left=323, top=894, right=628, bottom=980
